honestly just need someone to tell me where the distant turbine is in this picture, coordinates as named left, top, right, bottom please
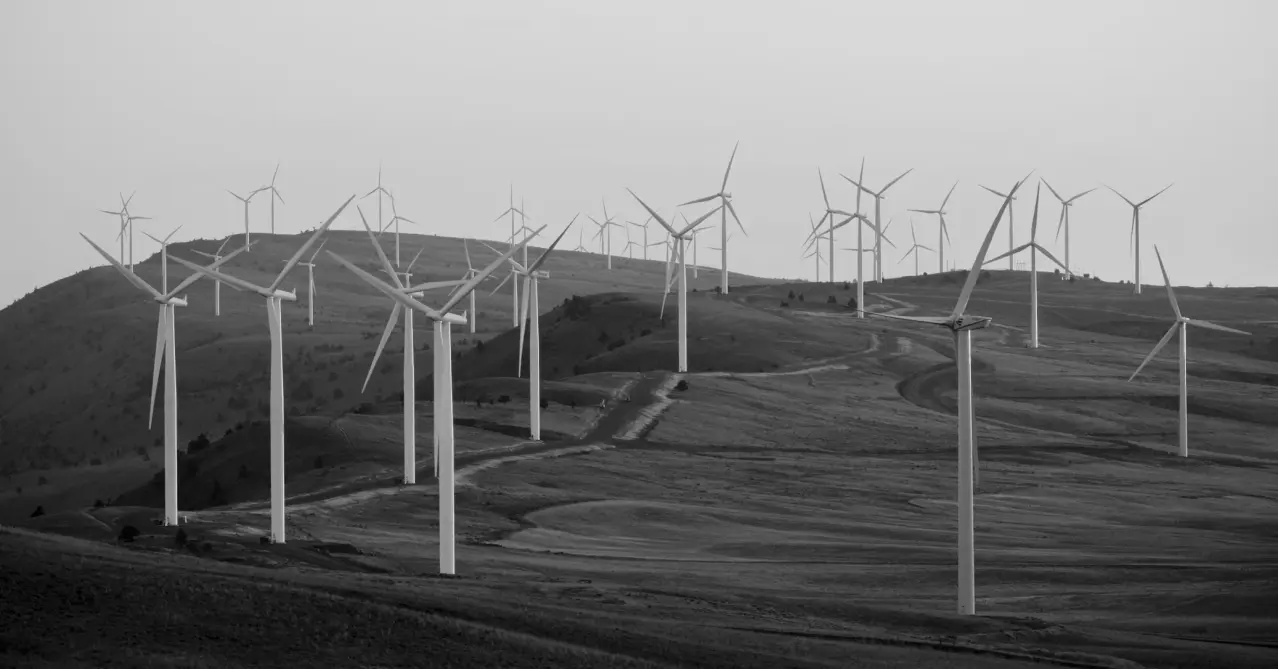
left=630, top=217, right=652, bottom=260
left=329, top=225, right=543, bottom=575
left=898, top=219, right=935, bottom=277
left=363, top=164, right=393, bottom=248
left=228, top=187, right=266, bottom=251
left=80, top=233, right=248, bottom=527
left=263, top=163, right=285, bottom=235
left=680, top=141, right=746, bottom=294
left=191, top=238, right=233, bottom=316
left=978, top=183, right=1021, bottom=271
left=1128, top=246, right=1249, bottom=457
left=572, top=227, right=589, bottom=253
left=806, top=169, right=856, bottom=284
left=628, top=190, right=722, bottom=372
left=842, top=165, right=913, bottom=283
left=172, top=196, right=354, bottom=543
left=1106, top=183, right=1173, bottom=295
left=493, top=185, right=529, bottom=326
left=1040, top=179, right=1096, bottom=280
left=509, top=221, right=573, bottom=440
left=290, top=240, right=327, bottom=327
left=142, top=226, right=184, bottom=293
left=380, top=188, right=420, bottom=268
left=862, top=171, right=1033, bottom=616
left=982, top=184, right=1069, bottom=348
left=589, top=199, right=623, bottom=270
left=908, top=181, right=958, bottom=274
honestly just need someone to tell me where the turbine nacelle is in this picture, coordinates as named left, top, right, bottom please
left=157, top=296, right=189, bottom=308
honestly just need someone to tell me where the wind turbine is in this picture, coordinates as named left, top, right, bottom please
left=898, top=219, right=934, bottom=277
left=808, top=169, right=857, bottom=284
left=1039, top=179, right=1096, bottom=279
left=171, top=195, right=355, bottom=543
left=80, top=232, right=249, bottom=527
left=192, top=239, right=233, bottom=316
left=460, top=240, right=486, bottom=334
left=680, top=141, right=746, bottom=294
left=908, top=181, right=958, bottom=274
left=327, top=225, right=544, bottom=575
left=630, top=217, right=653, bottom=260
left=620, top=224, right=641, bottom=260
left=380, top=189, right=420, bottom=268
left=262, top=163, right=285, bottom=235
left=628, top=190, right=722, bottom=372
left=572, top=228, right=589, bottom=253
left=978, top=183, right=1022, bottom=271
left=358, top=215, right=468, bottom=486
left=228, top=187, right=266, bottom=251
left=297, top=240, right=327, bottom=327
left=802, top=214, right=827, bottom=282
left=142, top=226, right=184, bottom=293
left=1128, top=246, right=1250, bottom=457
left=494, top=186, right=529, bottom=326
left=861, top=172, right=1032, bottom=616
left=1106, top=183, right=1173, bottom=295
left=507, top=221, right=573, bottom=441
left=363, top=164, right=393, bottom=248
left=982, top=185, right=1069, bottom=348
left=843, top=166, right=913, bottom=283
left=590, top=200, right=622, bottom=269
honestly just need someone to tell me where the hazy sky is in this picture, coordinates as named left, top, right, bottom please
left=3, top=1, right=1275, bottom=308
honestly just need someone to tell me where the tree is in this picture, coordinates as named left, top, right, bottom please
left=118, top=525, right=140, bottom=542
left=847, top=296, right=858, bottom=310
left=787, top=290, right=796, bottom=299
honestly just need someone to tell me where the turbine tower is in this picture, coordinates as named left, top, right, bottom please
left=1128, top=246, right=1249, bottom=457
left=172, top=195, right=355, bottom=543
left=1040, top=179, right=1096, bottom=279
left=363, top=164, right=393, bottom=253
left=863, top=171, right=1032, bottom=616
left=978, top=183, right=1021, bottom=271
left=908, top=181, right=958, bottom=274
left=80, top=234, right=248, bottom=527
left=228, top=187, right=266, bottom=252
left=843, top=166, right=913, bottom=283
left=263, top=163, right=285, bottom=235
left=328, top=227, right=543, bottom=575
left=680, top=141, right=746, bottom=294
left=493, top=185, right=528, bottom=326
left=628, top=190, right=722, bottom=373
left=899, top=219, right=934, bottom=277
left=982, top=185, right=1069, bottom=348
left=507, top=222, right=573, bottom=440
left=1106, top=183, right=1173, bottom=295
left=589, top=199, right=623, bottom=270
left=191, top=238, right=233, bottom=316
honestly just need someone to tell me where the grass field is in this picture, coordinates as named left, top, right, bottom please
left=3, top=239, right=1278, bottom=667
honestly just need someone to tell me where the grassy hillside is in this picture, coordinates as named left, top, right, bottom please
left=0, top=229, right=780, bottom=477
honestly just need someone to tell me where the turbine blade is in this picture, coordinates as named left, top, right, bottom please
left=941, top=181, right=959, bottom=209
left=79, top=233, right=163, bottom=300
left=1128, top=323, right=1180, bottom=382
left=720, top=140, right=739, bottom=192
left=439, top=225, right=547, bottom=314
left=529, top=218, right=574, bottom=272
left=309, top=239, right=327, bottom=264
left=881, top=168, right=914, bottom=194
left=1065, top=187, right=1098, bottom=204
left=170, top=255, right=272, bottom=297
left=327, top=251, right=446, bottom=321
left=148, top=306, right=166, bottom=430
left=982, top=244, right=1031, bottom=267
left=1054, top=207, right=1067, bottom=244
left=1153, top=246, right=1181, bottom=318
left=357, top=206, right=404, bottom=289
left=464, top=239, right=474, bottom=270
left=489, top=271, right=512, bottom=297
left=677, top=204, right=723, bottom=237
left=954, top=173, right=1030, bottom=318
left=680, top=194, right=720, bottom=207
left=1105, top=185, right=1137, bottom=208
left=165, top=242, right=253, bottom=299
left=1185, top=318, right=1251, bottom=336
left=627, top=189, right=678, bottom=236
left=517, top=275, right=531, bottom=377
left=726, top=201, right=747, bottom=236
left=1030, top=183, right=1041, bottom=241
left=1040, top=178, right=1065, bottom=204
left=1032, top=244, right=1070, bottom=273
left=362, top=303, right=402, bottom=393
left=1138, top=183, right=1173, bottom=207
left=819, top=169, right=832, bottom=209
left=271, top=194, right=355, bottom=292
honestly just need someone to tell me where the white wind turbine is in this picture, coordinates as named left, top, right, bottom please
left=630, top=217, right=653, bottom=260
left=327, top=224, right=544, bottom=575
left=228, top=187, right=266, bottom=252
left=142, top=226, right=184, bottom=294
left=1105, top=183, right=1173, bottom=295
left=688, top=223, right=712, bottom=280
left=898, top=219, right=934, bottom=277
left=621, top=224, right=641, bottom=260
left=843, top=166, right=913, bottom=283
left=862, top=172, right=1031, bottom=616
left=192, top=238, right=233, bottom=316
left=262, top=163, right=285, bottom=235
left=494, top=186, right=529, bottom=327
left=296, top=240, right=326, bottom=327
left=978, top=183, right=1022, bottom=271
left=363, top=164, right=394, bottom=250
left=628, top=190, right=722, bottom=373
left=80, top=232, right=250, bottom=527
left=590, top=200, right=623, bottom=270
left=680, top=141, right=746, bottom=294
left=100, top=192, right=149, bottom=271
left=172, top=195, right=355, bottom=543
left=807, top=169, right=858, bottom=284
left=908, top=181, right=958, bottom=274
left=982, top=184, right=1070, bottom=348
left=572, top=228, right=589, bottom=253
left=504, top=221, right=573, bottom=441
left=358, top=217, right=469, bottom=486
left=460, top=240, right=485, bottom=334
left=1040, top=179, right=1096, bottom=279
left=802, top=214, right=827, bottom=282
left=380, top=189, right=420, bottom=268
left=1128, top=246, right=1250, bottom=458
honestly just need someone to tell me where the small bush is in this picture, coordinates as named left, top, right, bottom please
left=29, top=505, right=44, bottom=518
left=780, top=301, right=789, bottom=307
left=848, top=296, right=858, bottom=309
left=797, top=293, right=805, bottom=302
left=826, top=295, right=837, bottom=304
left=238, top=463, right=250, bottom=479
left=498, top=395, right=511, bottom=404
left=675, top=380, right=689, bottom=391
left=93, top=499, right=104, bottom=508
left=89, top=457, right=102, bottom=466
left=787, top=290, right=795, bottom=299
left=175, top=528, right=188, bottom=547
left=37, top=475, right=47, bottom=486
left=639, top=329, right=652, bottom=337
left=118, top=525, right=140, bottom=542
left=539, top=398, right=549, bottom=409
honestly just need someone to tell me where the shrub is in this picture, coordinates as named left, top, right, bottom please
left=118, top=525, right=140, bottom=542
left=797, top=293, right=805, bottom=302
left=89, top=457, right=102, bottom=466
left=30, top=505, right=44, bottom=518
left=93, top=499, right=104, bottom=508
left=787, top=290, right=795, bottom=299
left=328, top=371, right=338, bottom=382
left=498, top=395, right=511, bottom=404
left=675, top=380, right=689, bottom=391
left=713, top=286, right=721, bottom=294
left=826, top=295, right=837, bottom=304
left=980, top=270, right=992, bottom=281
left=598, top=331, right=609, bottom=343
left=539, top=398, right=548, bottom=409
left=238, top=463, right=249, bottom=479
left=639, top=329, right=652, bottom=337
left=188, top=433, right=211, bottom=453
left=333, top=387, right=345, bottom=400
left=780, top=301, right=789, bottom=307
left=175, top=528, right=188, bottom=547
left=314, top=455, right=324, bottom=469
left=476, top=340, right=485, bottom=353
left=843, top=281, right=850, bottom=290
left=848, top=296, right=858, bottom=310
left=37, top=475, right=47, bottom=486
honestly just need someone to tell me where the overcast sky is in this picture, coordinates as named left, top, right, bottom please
left=2, top=1, right=1275, bottom=308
